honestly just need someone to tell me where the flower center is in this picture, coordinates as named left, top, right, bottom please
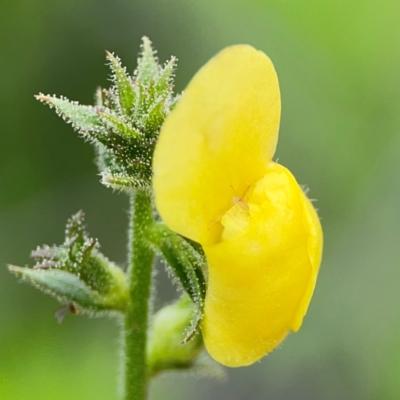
left=219, top=163, right=294, bottom=242
left=221, top=199, right=251, bottom=240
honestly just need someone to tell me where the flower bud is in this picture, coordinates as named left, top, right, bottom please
left=147, top=296, right=203, bottom=376
left=9, top=211, right=128, bottom=315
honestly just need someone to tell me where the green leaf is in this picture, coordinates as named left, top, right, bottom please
left=98, top=111, right=143, bottom=140
left=106, top=51, right=136, bottom=116
left=35, top=94, right=104, bottom=135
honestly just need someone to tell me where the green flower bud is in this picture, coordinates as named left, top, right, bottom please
left=35, top=37, right=179, bottom=191
left=9, top=211, right=128, bottom=315
left=147, top=296, right=203, bottom=377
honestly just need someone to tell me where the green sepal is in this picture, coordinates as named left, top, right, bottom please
left=147, top=296, right=203, bottom=378
left=106, top=51, right=136, bottom=116
left=37, top=37, right=180, bottom=191
left=141, top=98, right=166, bottom=134
left=8, top=267, right=120, bottom=312
left=156, top=57, right=176, bottom=94
left=100, top=171, right=148, bottom=190
left=98, top=111, right=142, bottom=140
left=146, top=223, right=206, bottom=341
left=137, top=37, right=159, bottom=85
left=35, top=95, right=104, bottom=136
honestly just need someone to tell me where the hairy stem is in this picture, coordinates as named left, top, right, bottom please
left=122, top=189, right=155, bottom=400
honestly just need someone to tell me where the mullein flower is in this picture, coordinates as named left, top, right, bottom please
left=152, top=45, right=323, bottom=367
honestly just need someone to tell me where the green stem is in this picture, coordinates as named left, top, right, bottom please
left=123, top=189, right=155, bottom=400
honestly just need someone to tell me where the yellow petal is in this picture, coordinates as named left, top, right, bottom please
left=153, top=45, right=281, bottom=246
left=202, top=163, right=323, bottom=367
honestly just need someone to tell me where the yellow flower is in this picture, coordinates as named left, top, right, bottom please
left=152, top=45, right=323, bottom=367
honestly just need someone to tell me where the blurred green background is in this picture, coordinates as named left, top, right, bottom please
left=1, top=0, right=400, bottom=399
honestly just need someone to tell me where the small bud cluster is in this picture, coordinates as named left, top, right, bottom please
left=9, top=211, right=128, bottom=314
left=36, top=37, right=178, bottom=190
left=32, top=211, right=112, bottom=293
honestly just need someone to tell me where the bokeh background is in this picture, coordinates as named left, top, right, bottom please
left=1, top=0, right=400, bottom=399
